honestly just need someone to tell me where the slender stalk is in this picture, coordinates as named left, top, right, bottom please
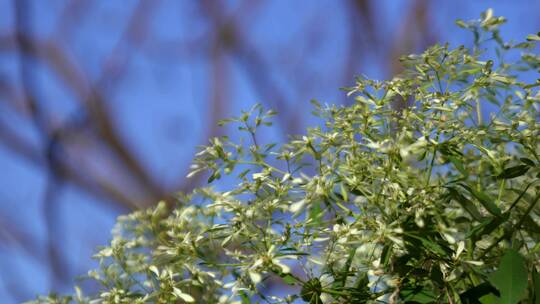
left=476, top=99, right=483, bottom=125
left=496, top=179, right=505, bottom=206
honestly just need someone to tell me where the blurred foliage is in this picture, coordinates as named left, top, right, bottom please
left=30, top=11, right=540, bottom=304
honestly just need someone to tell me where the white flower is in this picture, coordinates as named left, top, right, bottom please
left=172, top=287, right=195, bottom=303
left=289, top=199, right=307, bottom=213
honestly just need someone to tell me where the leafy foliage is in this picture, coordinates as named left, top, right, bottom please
left=489, top=250, right=528, bottom=304
left=31, top=10, right=540, bottom=304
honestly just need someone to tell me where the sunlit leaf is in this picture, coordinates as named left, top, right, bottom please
left=488, top=250, right=528, bottom=304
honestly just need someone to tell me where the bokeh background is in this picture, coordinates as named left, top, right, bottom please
left=0, top=0, right=539, bottom=302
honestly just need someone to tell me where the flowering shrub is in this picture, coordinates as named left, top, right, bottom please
left=32, top=10, right=540, bottom=304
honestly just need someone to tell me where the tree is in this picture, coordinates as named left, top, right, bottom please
left=31, top=10, right=540, bottom=304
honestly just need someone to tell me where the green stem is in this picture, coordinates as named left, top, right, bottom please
left=237, top=161, right=288, bottom=175
left=496, top=179, right=505, bottom=206
left=321, top=288, right=350, bottom=296
left=424, top=58, right=448, bottom=186
left=426, top=149, right=437, bottom=186
left=476, top=99, right=483, bottom=125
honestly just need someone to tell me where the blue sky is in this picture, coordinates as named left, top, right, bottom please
left=0, top=1, right=539, bottom=302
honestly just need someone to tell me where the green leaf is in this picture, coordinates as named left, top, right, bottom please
left=237, top=169, right=251, bottom=179
left=380, top=244, right=393, bottom=267
left=459, top=282, right=499, bottom=303
left=340, top=183, right=349, bottom=203
left=264, top=143, right=277, bottom=152
left=448, top=187, right=484, bottom=221
left=469, top=214, right=509, bottom=240
left=449, top=156, right=468, bottom=177
left=513, top=42, right=535, bottom=49
left=207, top=170, right=221, bottom=183
left=239, top=291, right=250, bottom=304
left=526, top=33, right=540, bottom=41
left=524, top=80, right=540, bottom=89
left=491, top=74, right=515, bottom=85
left=402, top=232, right=449, bottom=257
left=479, top=293, right=499, bottom=304
left=308, top=201, right=323, bottom=227
left=456, top=19, right=468, bottom=28
left=310, top=99, right=322, bottom=108
left=497, top=164, right=530, bottom=179
left=484, top=60, right=494, bottom=74
left=460, top=183, right=502, bottom=216
left=335, top=247, right=356, bottom=288
left=520, top=158, right=536, bottom=167
left=488, top=249, right=528, bottom=304
left=281, top=274, right=297, bottom=285
left=533, top=270, right=540, bottom=304
left=523, top=215, right=540, bottom=234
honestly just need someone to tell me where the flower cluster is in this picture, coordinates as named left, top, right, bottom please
left=33, top=10, right=540, bottom=304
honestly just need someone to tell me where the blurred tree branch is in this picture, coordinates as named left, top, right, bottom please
left=0, top=0, right=445, bottom=300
